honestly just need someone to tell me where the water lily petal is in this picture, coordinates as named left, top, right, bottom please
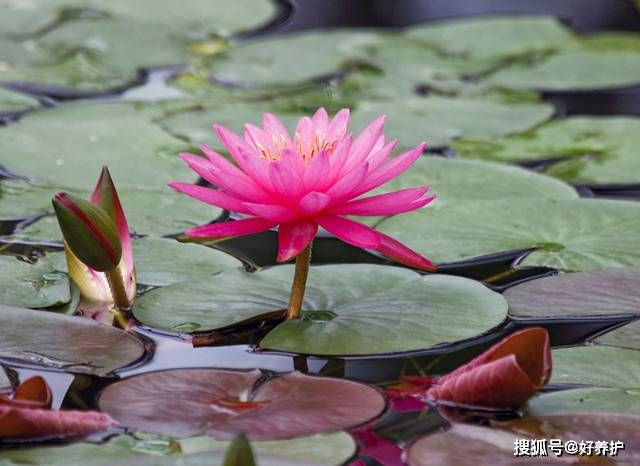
left=314, top=215, right=380, bottom=249
left=329, top=187, right=433, bottom=216
left=355, top=143, right=425, bottom=196
left=244, top=203, right=298, bottom=223
left=214, top=124, right=272, bottom=189
left=262, top=112, right=292, bottom=144
left=324, top=163, right=369, bottom=203
left=339, top=115, right=385, bottom=176
left=270, top=149, right=305, bottom=200
left=168, top=182, right=251, bottom=214
left=326, top=108, right=350, bottom=142
left=303, top=150, right=330, bottom=192
left=374, top=230, right=437, bottom=271
left=299, top=191, right=331, bottom=216
left=277, top=220, right=318, bottom=262
left=312, top=107, right=330, bottom=134
left=186, top=218, right=277, bottom=238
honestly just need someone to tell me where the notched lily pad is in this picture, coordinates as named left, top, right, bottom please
left=505, top=268, right=640, bottom=320
left=133, top=264, right=508, bottom=355
left=593, top=320, right=640, bottom=350
left=551, top=345, right=640, bottom=389
left=526, top=387, right=640, bottom=417
left=376, top=199, right=640, bottom=272
left=0, top=254, right=70, bottom=308
left=0, top=304, right=145, bottom=376
left=99, top=369, right=385, bottom=440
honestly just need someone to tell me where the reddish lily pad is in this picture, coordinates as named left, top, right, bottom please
left=505, top=268, right=640, bottom=320
left=0, top=304, right=145, bottom=376
left=99, top=369, right=385, bottom=440
left=426, top=328, right=551, bottom=410
left=593, top=320, right=640, bottom=350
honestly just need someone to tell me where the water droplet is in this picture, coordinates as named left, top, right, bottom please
left=173, top=322, right=202, bottom=332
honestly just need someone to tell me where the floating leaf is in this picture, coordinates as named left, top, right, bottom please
left=551, top=346, right=640, bottom=389
left=376, top=198, right=640, bottom=271
left=0, top=304, right=145, bottom=376
left=132, top=237, right=242, bottom=286
left=356, top=157, right=577, bottom=226
left=0, top=255, right=70, bottom=308
left=99, top=369, right=385, bottom=440
left=0, top=366, right=10, bottom=393
left=453, top=116, right=640, bottom=185
left=526, top=387, right=640, bottom=417
left=488, top=51, right=640, bottom=91
left=0, top=103, right=190, bottom=191
left=133, top=264, right=507, bottom=355
left=594, top=320, right=640, bottom=350
left=505, top=268, right=640, bottom=320
left=0, top=87, right=40, bottom=114
left=0, top=181, right=55, bottom=221
left=406, top=15, right=573, bottom=61
left=425, top=328, right=551, bottom=409
left=0, top=432, right=355, bottom=466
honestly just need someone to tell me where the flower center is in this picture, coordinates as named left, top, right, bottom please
left=256, top=130, right=338, bottom=163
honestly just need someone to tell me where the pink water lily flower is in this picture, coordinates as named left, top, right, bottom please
left=169, top=108, right=436, bottom=270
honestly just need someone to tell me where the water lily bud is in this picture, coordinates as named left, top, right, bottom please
left=52, top=192, right=122, bottom=272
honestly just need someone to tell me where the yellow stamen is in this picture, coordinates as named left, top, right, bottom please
left=258, top=131, right=338, bottom=163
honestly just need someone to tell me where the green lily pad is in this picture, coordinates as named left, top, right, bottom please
left=0, top=432, right=354, bottom=466
left=405, top=15, right=573, bottom=61
left=134, top=264, right=507, bottom=355
left=0, top=0, right=277, bottom=38
left=0, top=181, right=54, bottom=220
left=132, top=237, right=242, bottom=286
left=0, top=304, right=145, bottom=375
left=593, top=320, right=640, bottom=351
left=0, top=102, right=192, bottom=191
left=487, top=51, right=640, bottom=91
left=9, top=187, right=222, bottom=241
left=100, top=369, right=385, bottom=439
left=0, top=254, right=70, bottom=308
left=453, top=116, right=640, bottom=185
left=526, top=387, right=640, bottom=417
left=0, top=365, right=10, bottom=392
left=207, top=30, right=382, bottom=88
left=376, top=198, right=640, bottom=271
left=551, top=346, right=640, bottom=388
left=0, top=87, right=40, bottom=113
left=504, top=268, right=640, bottom=320
left=356, top=156, right=577, bottom=226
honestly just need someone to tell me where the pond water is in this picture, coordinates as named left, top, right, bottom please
left=1, top=0, right=640, bottom=464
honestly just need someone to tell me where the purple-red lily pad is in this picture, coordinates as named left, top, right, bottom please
left=505, top=268, right=640, bottom=320
left=99, top=369, right=385, bottom=440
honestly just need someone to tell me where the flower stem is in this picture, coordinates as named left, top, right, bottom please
left=105, top=266, right=131, bottom=311
left=286, top=244, right=312, bottom=320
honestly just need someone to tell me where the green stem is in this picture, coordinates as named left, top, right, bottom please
left=105, top=266, right=131, bottom=311
left=286, top=244, right=312, bottom=320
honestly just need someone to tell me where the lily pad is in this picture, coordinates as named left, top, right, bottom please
left=488, top=51, right=640, bottom=91
left=405, top=423, right=560, bottom=466
left=99, top=369, right=385, bottom=439
left=132, top=237, right=242, bottom=286
left=526, top=387, right=640, bottom=416
left=376, top=198, right=640, bottom=271
left=0, top=304, right=145, bottom=376
left=594, top=320, right=640, bottom=350
left=0, top=432, right=354, bottom=466
left=0, top=365, right=10, bottom=392
left=133, top=264, right=508, bottom=355
left=551, top=346, right=640, bottom=388
left=0, top=0, right=277, bottom=38
left=0, top=181, right=54, bottom=220
left=0, top=102, right=191, bottom=191
left=453, top=116, right=640, bottom=185
left=406, top=15, right=573, bottom=62
left=208, top=30, right=382, bottom=88
left=504, top=268, right=640, bottom=320
left=0, top=255, right=70, bottom=308
left=0, top=87, right=40, bottom=113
